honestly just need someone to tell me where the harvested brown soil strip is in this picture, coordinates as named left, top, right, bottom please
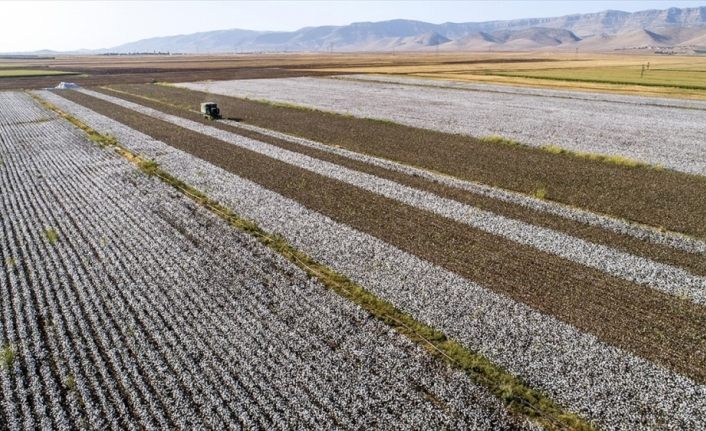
left=112, top=83, right=706, bottom=239
left=61, top=89, right=706, bottom=385
left=0, top=68, right=341, bottom=91
left=3, top=55, right=549, bottom=91
left=94, top=86, right=706, bottom=276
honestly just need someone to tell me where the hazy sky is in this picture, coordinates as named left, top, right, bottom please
left=3, top=1, right=705, bottom=52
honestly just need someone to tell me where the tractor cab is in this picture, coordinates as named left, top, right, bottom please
left=200, top=102, right=221, bottom=120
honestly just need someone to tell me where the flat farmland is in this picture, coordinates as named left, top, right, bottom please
left=0, top=52, right=543, bottom=90
left=494, top=64, right=706, bottom=89
left=2, top=52, right=706, bottom=430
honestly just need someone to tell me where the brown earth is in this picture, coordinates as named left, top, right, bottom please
left=96, top=85, right=706, bottom=276
left=0, top=52, right=556, bottom=90
left=57, top=89, right=706, bottom=385
left=0, top=67, right=341, bottom=90
left=4, top=52, right=557, bottom=70
left=107, top=83, right=706, bottom=239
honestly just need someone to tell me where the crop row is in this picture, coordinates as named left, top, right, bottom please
left=75, top=87, right=706, bottom=307
left=1, top=91, right=527, bottom=430
left=38, top=89, right=706, bottom=430
left=176, top=76, right=706, bottom=176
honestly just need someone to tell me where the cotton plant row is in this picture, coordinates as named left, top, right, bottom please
left=39, top=90, right=706, bottom=429
left=226, top=119, right=706, bottom=255
left=77, top=88, right=706, bottom=307
left=1, top=101, right=147, bottom=430
left=176, top=77, right=706, bottom=176
left=1, top=92, right=528, bottom=430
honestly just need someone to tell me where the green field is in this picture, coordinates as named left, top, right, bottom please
left=0, top=69, right=79, bottom=78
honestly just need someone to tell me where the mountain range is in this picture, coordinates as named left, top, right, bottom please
left=13, top=6, right=706, bottom=54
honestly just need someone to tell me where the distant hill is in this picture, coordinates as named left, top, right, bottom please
left=7, top=6, right=706, bottom=54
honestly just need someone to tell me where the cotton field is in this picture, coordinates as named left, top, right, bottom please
left=1, top=58, right=705, bottom=431
left=0, top=92, right=530, bottom=430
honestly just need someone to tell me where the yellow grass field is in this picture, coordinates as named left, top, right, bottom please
left=311, top=52, right=706, bottom=99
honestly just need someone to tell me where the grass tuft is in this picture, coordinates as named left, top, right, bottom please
left=531, top=187, right=548, bottom=199
left=540, top=144, right=653, bottom=169
left=479, top=135, right=522, bottom=147
left=0, top=344, right=17, bottom=370
left=138, top=159, right=160, bottom=175
left=472, top=135, right=657, bottom=171
left=543, top=143, right=649, bottom=168
left=45, top=228, right=59, bottom=245
left=541, top=144, right=565, bottom=155
left=65, top=373, right=77, bottom=392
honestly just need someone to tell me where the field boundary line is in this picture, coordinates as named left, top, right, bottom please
left=32, top=91, right=597, bottom=431
left=491, top=72, right=706, bottom=91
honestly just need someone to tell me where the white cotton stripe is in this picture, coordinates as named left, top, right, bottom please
left=337, top=74, right=706, bottom=111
